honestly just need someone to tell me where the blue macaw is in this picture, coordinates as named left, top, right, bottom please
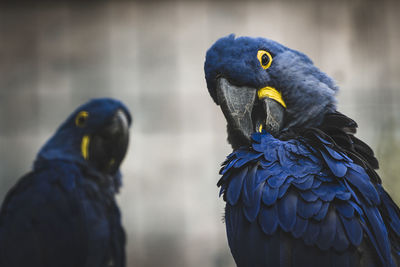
left=204, top=34, right=400, bottom=266
left=0, top=98, right=131, bottom=267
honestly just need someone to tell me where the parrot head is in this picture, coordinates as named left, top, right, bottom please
left=36, top=98, right=131, bottom=176
left=205, top=34, right=338, bottom=149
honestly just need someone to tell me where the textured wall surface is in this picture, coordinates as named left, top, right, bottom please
left=1, top=1, right=400, bottom=266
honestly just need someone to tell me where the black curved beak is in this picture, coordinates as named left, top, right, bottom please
left=216, top=77, right=285, bottom=149
left=89, top=110, right=130, bottom=174
left=216, top=78, right=256, bottom=148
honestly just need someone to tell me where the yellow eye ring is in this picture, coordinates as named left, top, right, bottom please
left=75, top=111, right=89, bottom=127
left=257, top=50, right=273, bottom=69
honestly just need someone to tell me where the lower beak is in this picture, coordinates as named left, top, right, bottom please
left=216, top=77, right=257, bottom=148
left=257, top=97, right=285, bottom=136
left=216, top=77, right=285, bottom=148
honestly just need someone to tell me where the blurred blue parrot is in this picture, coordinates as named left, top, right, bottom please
left=204, top=35, right=400, bottom=266
left=0, top=98, right=131, bottom=267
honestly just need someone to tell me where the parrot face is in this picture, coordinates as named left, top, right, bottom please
left=205, top=34, right=338, bottom=149
left=37, top=98, right=131, bottom=175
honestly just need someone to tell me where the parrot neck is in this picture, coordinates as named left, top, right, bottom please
left=33, top=158, right=122, bottom=194
left=36, top=127, right=84, bottom=164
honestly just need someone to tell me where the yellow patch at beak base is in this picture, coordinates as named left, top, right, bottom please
left=257, top=86, right=287, bottom=108
left=81, top=135, right=90, bottom=160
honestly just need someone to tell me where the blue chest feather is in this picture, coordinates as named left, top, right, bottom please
left=219, top=132, right=399, bottom=266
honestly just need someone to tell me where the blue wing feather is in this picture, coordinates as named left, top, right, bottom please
left=303, top=221, right=320, bottom=245
left=243, top=165, right=258, bottom=206
left=345, top=167, right=380, bottom=205
left=320, top=150, right=347, bottom=177
left=316, top=209, right=337, bottom=250
left=336, top=202, right=355, bottom=218
left=324, top=145, right=345, bottom=160
left=377, top=184, right=400, bottom=237
left=297, top=198, right=322, bottom=219
left=226, top=167, right=248, bottom=205
left=314, top=201, right=330, bottom=221
left=262, top=184, right=279, bottom=206
left=277, top=191, right=297, bottom=232
left=278, top=183, right=291, bottom=198
left=292, top=216, right=308, bottom=238
left=220, top=132, right=397, bottom=266
left=300, top=190, right=319, bottom=202
left=293, top=175, right=314, bottom=190
left=243, top=181, right=263, bottom=222
left=333, top=216, right=350, bottom=251
left=259, top=205, right=279, bottom=235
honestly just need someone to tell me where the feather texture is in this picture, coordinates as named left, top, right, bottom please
left=219, top=126, right=399, bottom=266
left=0, top=161, right=126, bottom=267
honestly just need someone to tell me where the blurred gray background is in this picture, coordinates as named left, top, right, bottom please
left=0, top=0, right=400, bottom=266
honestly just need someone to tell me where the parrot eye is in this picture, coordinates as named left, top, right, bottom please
left=257, top=50, right=272, bottom=69
left=75, top=111, right=89, bottom=127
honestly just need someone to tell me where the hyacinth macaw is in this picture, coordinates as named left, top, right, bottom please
left=204, top=34, right=400, bottom=266
left=0, top=98, right=131, bottom=267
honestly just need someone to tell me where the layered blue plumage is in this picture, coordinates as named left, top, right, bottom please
left=205, top=34, right=400, bottom=266
left=0, top=98, right=130, bottom=267
left=219, top=131, right=400, bottom=266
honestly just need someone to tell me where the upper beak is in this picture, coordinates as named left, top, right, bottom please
left=89, top=110, right=130, bottom=174
left=216, top=77, right=257, bottom=148
left=216, top=77, right=285, bottom=148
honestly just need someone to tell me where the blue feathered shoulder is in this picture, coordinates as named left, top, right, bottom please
left=0, top=160, right=125, bottom=267
left=219, top=131, right=400, bottom=266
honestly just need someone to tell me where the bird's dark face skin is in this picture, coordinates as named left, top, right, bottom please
left=37, top=98, right=131, bottom=176
left=205, top=34, right=338, bottom=149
